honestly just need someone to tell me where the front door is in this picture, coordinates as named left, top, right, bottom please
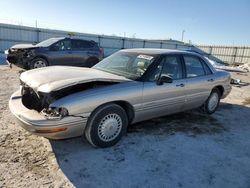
left=139, top=55, right=186, bottom=121
left=48, top=39, right=72, bottom=65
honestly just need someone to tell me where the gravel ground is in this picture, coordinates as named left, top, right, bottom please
left=0, top=65, right=250, bottom=188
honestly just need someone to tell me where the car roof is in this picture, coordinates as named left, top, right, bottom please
left=65, top=37, right=96, bottom=43
left=120, top=48, right=197, bottom=56
left=50, top=37, right=66, bottom=40
left=51, top=37, right=96, bottom=43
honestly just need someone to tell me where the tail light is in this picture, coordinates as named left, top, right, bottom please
left=99, top=48, right=104, bottom=58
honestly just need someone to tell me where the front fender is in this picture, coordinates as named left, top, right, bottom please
left=50, top=82, right=143, bottom=116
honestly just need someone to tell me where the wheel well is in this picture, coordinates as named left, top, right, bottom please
left=86, top=57, right=99, bottom=66
left=112, top=101, right=135, bottom=124
left=32, top=56, right=49, bottom=65
left=213, top=85, right=224, bottom=96
left=92, top=101, right=135, bottom=124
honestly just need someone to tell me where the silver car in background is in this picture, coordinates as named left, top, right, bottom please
left=9, top=49, right=231, bottom=147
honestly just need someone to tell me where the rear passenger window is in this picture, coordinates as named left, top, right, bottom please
left=202, top=61, right=212, bottom=75
left=72, top=40, right=93, bottom=49
left=184, top=56, right=205, bottom=78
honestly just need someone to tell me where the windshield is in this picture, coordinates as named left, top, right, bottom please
left=36, top=38, right=62, bottom=47
left=93, top=51, right=156, bottom=80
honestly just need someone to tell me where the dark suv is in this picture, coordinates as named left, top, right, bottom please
left=6, top=37, right=104, bottom=69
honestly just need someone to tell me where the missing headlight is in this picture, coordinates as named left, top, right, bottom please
left=41, top=107, right=68, bottom=120
left=23, top=50, right=34, bottom=58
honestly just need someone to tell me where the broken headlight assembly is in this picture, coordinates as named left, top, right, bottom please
left=41, top=107, right=68, bottom=120
left=24, top=50, right=34, bottom=58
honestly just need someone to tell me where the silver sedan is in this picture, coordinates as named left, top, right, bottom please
left=9, top=49, right=231, bottom=147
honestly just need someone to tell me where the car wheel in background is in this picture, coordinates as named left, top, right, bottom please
left=31, top=57, right=48, bottom=69
left=85, top=103, right=128, bottom=147
left=202, top=88, right=221, bottom=114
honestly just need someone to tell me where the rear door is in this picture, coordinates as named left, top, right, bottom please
left=71, top=39, right=96, bottom=66
left=140, top=55, right=186, bottom=121
left=48, top=39, right=72, bottom=65
left=182, top=55, right=214, bottom=110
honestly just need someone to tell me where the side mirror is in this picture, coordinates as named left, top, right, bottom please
left=157, top=75, right=173, bottom=85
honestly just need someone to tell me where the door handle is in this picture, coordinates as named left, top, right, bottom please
left=176, top=83, right=185, bottom=87
left=207, top=78, right=214, bottom=82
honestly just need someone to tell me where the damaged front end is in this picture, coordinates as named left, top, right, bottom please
left=21, top=85, right=67, bottom=120
left=20, top=80, right=118, bottom=119
left=7, top=47, right=36, bottom=69
left=41, top=107, right=69, bottom=120
left=10, top=65, right=129, bottom=139
left=9, top=88, right=89, bottom=139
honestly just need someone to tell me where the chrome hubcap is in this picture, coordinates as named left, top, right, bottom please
left=98, top=113, right=122, bottom=142
left=34, top=60, right=46, bottom=68
left=208, top=93, right=219, bottom=111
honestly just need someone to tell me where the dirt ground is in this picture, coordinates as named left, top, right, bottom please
left=0, top=65, right=250, bottom=188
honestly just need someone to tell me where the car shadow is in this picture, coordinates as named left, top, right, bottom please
left=49, top=102, right=250, bottom=187
left=128, top=109, right=225, bottom=136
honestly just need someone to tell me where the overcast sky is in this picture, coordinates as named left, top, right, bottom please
left=0, top=0, right=249, bottom=46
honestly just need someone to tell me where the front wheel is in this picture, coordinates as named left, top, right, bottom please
left=202, top=88, right=221, bottom=114
left=30, top=57, right=48, bottom=69
left=85, top=104, right=128, bottom=147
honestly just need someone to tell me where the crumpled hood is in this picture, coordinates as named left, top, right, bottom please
left=20, top=66, right=130, bottom=93
left=11, top=43, right=37, bottom=49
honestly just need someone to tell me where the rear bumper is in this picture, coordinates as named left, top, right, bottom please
left=9, top=90, right=88, bottom=139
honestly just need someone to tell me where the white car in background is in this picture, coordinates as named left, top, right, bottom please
left=204, top=56, right=247, bottom=73
left=185, top=49, right=247, bottom=73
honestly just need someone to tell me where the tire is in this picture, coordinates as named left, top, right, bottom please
left=30, top=57, right=48, bottom=69
left=202, top=88, right=221, bottom=114
left=85, top=103, right=128, bottom=148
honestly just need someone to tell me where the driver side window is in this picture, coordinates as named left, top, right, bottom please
left=51, top=40, right=71, bottom=51
left=149, top=55, right=183, bottom=81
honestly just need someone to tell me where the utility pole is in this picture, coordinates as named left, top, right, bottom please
left=181, top=30, right=185, bottom=42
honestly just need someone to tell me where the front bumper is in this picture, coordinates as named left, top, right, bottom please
left=7, top=54, right=31, bottom=69
left=9, top=90, right=88, bottom=139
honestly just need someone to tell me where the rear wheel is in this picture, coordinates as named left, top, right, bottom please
left=86, top=58, right=99, bottom=67
left=202, top=88, right=221, bottom=114
left=31, top=57, right=48, bottom=69
left=85, top=104, right=128, bottom=147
